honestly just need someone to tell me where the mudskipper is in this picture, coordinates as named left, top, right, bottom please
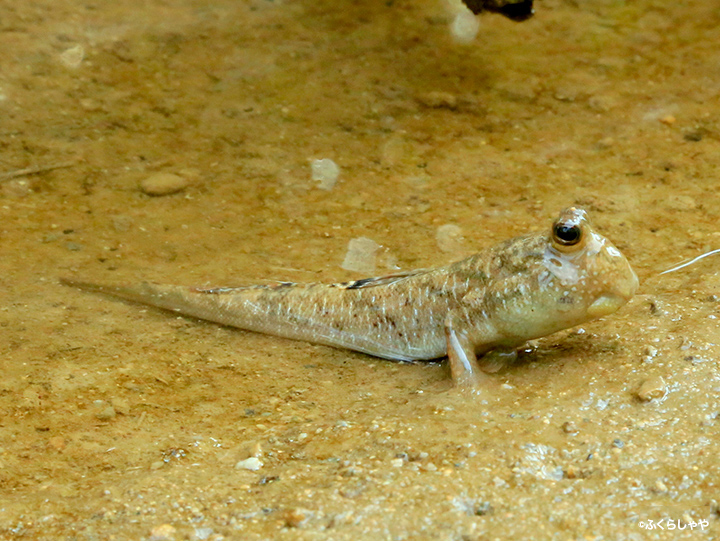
left=62, top=208, right=638, bottom=387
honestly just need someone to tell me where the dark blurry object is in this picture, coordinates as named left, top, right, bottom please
left=462, top=0, right=534, bottom=21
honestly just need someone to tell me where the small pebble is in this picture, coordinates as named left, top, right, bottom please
left=636, top=376, right=667, bottom=402
left=59, top=44, right=85, bottom=68
left=596, top=137, right=615, bottom=149
left=235, top=457, right=263, bottom=471
left=96, top=405, right=116, bottom=421
left=193, top=527, right=214, bottom=540
left=150, top=524, right=176, bottom=540
left=416, top=91, right=458, bottom=110
left=561, top=421, right=579, bottom=435
left=245, top=441, right=263, bottom=458
left=641, top=345, right=658, bottom=363
left=390, top=458, right=404, bottom=468
left=41, top=232, right=61, bottom=243
left=436, top=224, right=464, bottom=253
left=311, top=158, right=340, bottom=190
left=341, top=237, right=380, bottom=275
left=654, top=479, right=668, bottom=493
left=111, top=215, right=133, bottom=232
left=65, top=242, right=83, bottom=252
left=110, top=397, right=130, bottom=415
left=659, top=115, right=676, bottom=125
left=492, top=476, right=508, bottom=488
left=48, top=436, right=66, bottom=451
left=140, top=173, right=190, bottom=196
left=2, top=179, right=32, bottom=198
left=284, top=508, right=310, bottom=528
left=450, top=9, right=480, bottom=43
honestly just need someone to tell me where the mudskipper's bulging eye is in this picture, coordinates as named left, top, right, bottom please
left=553, top=223, right=582, bottom=246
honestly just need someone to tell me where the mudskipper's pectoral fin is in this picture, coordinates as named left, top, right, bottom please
left=444, top=324, right=486, bottom=388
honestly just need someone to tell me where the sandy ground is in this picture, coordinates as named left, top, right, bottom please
left=1, top=0, right=719, bottom=539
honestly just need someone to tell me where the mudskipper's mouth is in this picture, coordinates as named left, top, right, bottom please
left=586, top=294, right=628, bottom=318
left=587, top=271, right=638, bottom=318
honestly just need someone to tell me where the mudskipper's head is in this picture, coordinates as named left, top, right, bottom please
left=487, top=207, right=639, bottom=343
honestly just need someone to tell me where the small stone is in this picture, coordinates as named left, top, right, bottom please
left=636, top=376, right=667, bottom=402
left=450, top=10, right=480, bottom=44
left=596, top=137, right=615, bottom=150
left=235, top=457, right=263, bottom=471
left=41, top=232, right=61, bottom=243
left=659, top=115, right=676, bottom=125
left=150, top=524, right=176, bottom=540
left=110, top=398, right=130, bottom=415
left=416, top=91, right=458, bottom=110
left=561, top=421, right=579, bottom=435
left=245, top=441, right=263, bottom=458
left=341, top=237, right=380, bottom=274
left=436, top=224, right=464, bottom=253
left=48, top=436, right=66, bottom=451
left=140, top=173, right=190, bottom=196
left=654, top=479, right=668, bottom=493
left=59, top=44, right=85, bottom=68
left=641, top=345, right=658, bottom=363
left=311, top=158, right=340, bottom=190
left=710, top=499, right=720, bottom=516
left=565, top=464, right=579, bottom=479
left=390, top=458, right=404, bottom=468
left=683, top=128, right=706, bottom=142
left=283, top=508, right=310, bottom=528
left=588, top=94, right=617, bottom=112
left=65, top=242, right=83, bottom=251
left=96, top=405, right=116, bottom=420
left=492, top=476, right=508, bottom=488
left=111, top=215, right=133, bottom=232
left=193, top=527, right=214, bottom=540
left=2, top=179, right=32, bottom=198
left=474, top=501, right=493, bottom=516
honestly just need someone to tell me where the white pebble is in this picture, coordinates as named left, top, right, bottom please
left=436, top=224, right=464, bottom=253
left=341, top=237, right=380, bottom=274
left=451, top=10, right=480, bottom=44
left=193, top=527, right=214, bottom=540
left=149, top=524, right=176, bottom=540
left=235, top=457, right=263, bottom=471
left=311, top=158, right=340, bottom=190
left=140, top=172, right=190, bottom=196
left=59, top=44, right=85, bottom=68
left=636, top=376, right=667, bottom=402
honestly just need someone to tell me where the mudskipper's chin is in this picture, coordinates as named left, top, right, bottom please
left=587, top=266, right=639, bottom=318
left=586, top=294, right=629, bottom=318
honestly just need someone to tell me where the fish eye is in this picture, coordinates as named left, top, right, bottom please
left=553, top=222, right=582, bottom=246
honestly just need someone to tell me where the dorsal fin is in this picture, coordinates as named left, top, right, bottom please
left=336, top=269, right=430, bottom=290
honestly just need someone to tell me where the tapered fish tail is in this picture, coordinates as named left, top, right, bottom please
left=59, top=278, right=235, bottom=322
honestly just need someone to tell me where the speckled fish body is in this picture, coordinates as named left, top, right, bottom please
left=62, top=208, right=638, bottom=386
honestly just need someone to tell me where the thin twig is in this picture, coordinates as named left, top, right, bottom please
left=0, top=161, right=77, bottom=182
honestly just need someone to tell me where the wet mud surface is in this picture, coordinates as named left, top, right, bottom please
left=0, top=0, right=719, bottom=539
